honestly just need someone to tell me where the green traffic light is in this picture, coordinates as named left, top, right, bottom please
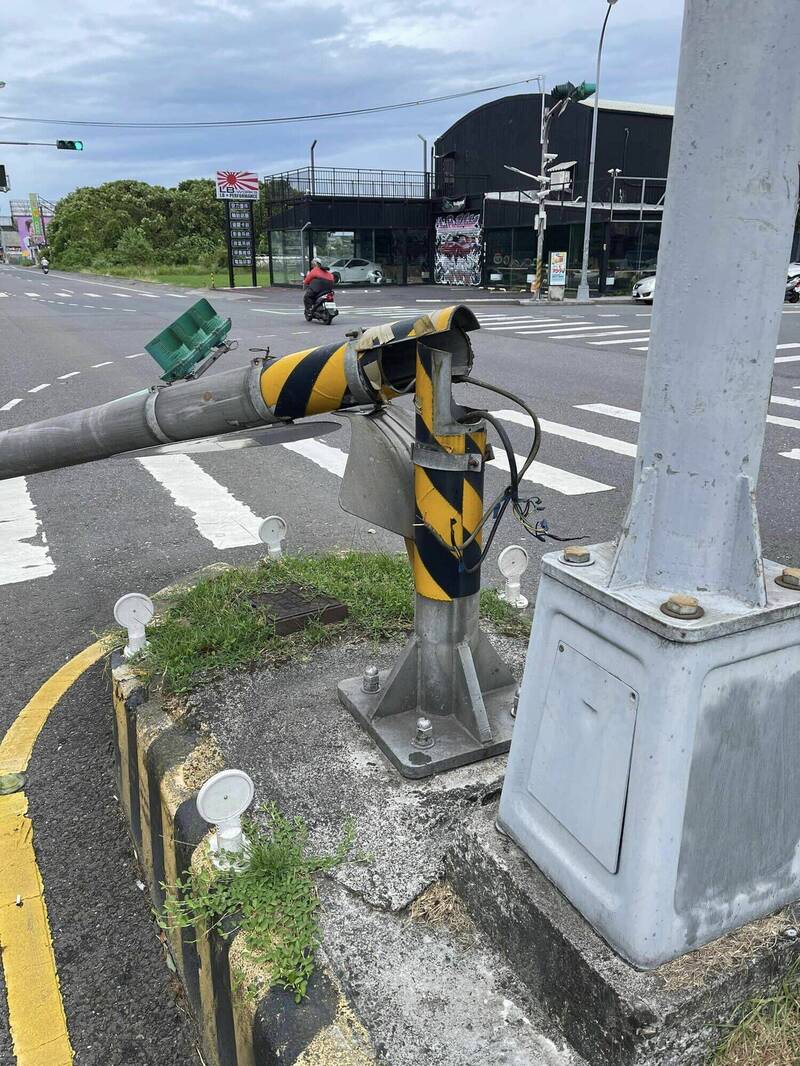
left=575, top=81, right=597, bottom=101
left=74, top=140, right=84, bottom=151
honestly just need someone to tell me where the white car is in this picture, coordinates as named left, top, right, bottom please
left=632, top=274, right=656, bottom=303
left=788, top=263, right=800, bottom=280
left=327, top=257, right=384, bottom=285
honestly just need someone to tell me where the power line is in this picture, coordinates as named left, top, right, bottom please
left=0, top=76, right=540, bottom=130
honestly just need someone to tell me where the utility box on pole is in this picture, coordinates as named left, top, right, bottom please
left=499, top=0, right=800, bottom=969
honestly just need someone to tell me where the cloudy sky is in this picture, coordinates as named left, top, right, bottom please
left=0, top=0, right=685, bottom=213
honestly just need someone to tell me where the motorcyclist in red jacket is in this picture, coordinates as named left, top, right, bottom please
left=303, top=259, right=334, bottom=313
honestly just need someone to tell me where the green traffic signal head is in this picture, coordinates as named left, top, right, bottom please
left=550, top=81, right=576, bottom=102
left=56, top=139, right=84, bottom=151
left=550, top=81, right=597, bottom=103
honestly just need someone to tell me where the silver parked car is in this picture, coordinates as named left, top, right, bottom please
left=632, top=274, right=656, bottom=303
left=327, top=257, right=384, bottom=285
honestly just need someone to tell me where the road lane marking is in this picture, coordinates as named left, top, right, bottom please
left=101, top=306, right=115, bottom=310
left=137, top=455, right=264, bottom=548
left=515, top=323, right=636, bottom=336
left=588, top=334, right=653, bottom=345
left=28, top=383, right=51, bottom=393
left=483, top=321, right=565, bottom=331
left=577, top=401, right=800, bottom=431
left=1, top=399, right=22, bottom=411
left=125, top=352, right=145, bottom=359
left=91, top=361, right=113, bottom=368
left=597, top=313, right=620, bottom=317
left=494, top=409, right=636, bottom=457
left=83, top=293, right=102, bottom=298
left=24, top=292, right=39, bottom=298
left=0, top=639, right=107, bottom=1065
left=770, top=394, right=800, bottom=409
left=281, top=438, right=348, bottom=477
left=775, top=355, right=800, bottom=363
left=57, top=372, right=80, bottom=379
left=112, top=293, right=132, bottom=298
left=0, top=477, right=56, bottom=586
left=54, top=292, right=73, bottom=297
left=776, top=343, right=800, bottom=350
left=489, top=450, right=613, bottom=495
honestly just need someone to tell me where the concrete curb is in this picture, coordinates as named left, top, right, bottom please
left=110, top=653, right=375, bottom=1066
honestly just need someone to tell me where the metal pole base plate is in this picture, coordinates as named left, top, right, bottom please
left=338, top=630, right=517, bottom=779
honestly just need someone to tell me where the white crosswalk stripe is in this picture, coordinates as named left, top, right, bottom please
left=576, top=401, right=800, bottom=431
left=6, top=384, right=800, bottom=587
left=0, top=477, right=56, bottom=585
left=495, top=409, right=636, bottom=457
left=137, top=455, right=264, bottom=548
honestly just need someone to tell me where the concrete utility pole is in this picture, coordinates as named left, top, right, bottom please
left=499, top=0, right=800, bottom=968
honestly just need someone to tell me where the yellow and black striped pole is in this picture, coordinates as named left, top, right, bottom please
left=412, top=340, right=487, bottom=602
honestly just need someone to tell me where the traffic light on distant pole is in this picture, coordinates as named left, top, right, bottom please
left=56, top=140, right=84, bottom=151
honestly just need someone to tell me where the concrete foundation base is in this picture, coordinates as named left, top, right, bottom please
left=499, top=543, right=800, bottom=968
left=447, top=803, right=800, bottom=1066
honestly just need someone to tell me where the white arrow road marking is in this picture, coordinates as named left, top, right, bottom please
left=494, top=409, right=637, bottom=457
left=137, top=455, right=264, bottom=549
left=0, top=477, right=56, bottom=586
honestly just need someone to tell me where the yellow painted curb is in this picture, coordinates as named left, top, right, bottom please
left=0, top=638, right=108, bottom=1064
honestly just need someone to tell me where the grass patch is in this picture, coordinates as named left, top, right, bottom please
left=136, top=552, right=415, bottom=694
left=77, top=264, right=270, bottom=289
left=713, top=961, right=800, bottom=1065
left=132, top=552, right=530, bottom=696
left=410, top=880, right=473, bottom=935
left=479, top=587, right=532, bottom=637
left=161, top=805, right=356, bottom=1001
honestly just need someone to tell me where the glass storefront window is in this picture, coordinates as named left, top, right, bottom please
left=406, top=230, right=431, bottom=284
left=269, top=228, right=431, bottom=287
left=269, top=229, right=304, bottom=285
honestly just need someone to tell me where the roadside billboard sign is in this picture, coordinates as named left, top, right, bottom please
left=29, top=192, right=44, bottom=239
left=215, top=171, right=259, bottom=200
left=549, top=251, right=568, bottom=287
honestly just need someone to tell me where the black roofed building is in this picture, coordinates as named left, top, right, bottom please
left=263, top=91, right=797, bottom=294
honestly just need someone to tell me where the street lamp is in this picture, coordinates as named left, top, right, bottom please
left=309, top=139, right=317, bottom=196
left=417, top=134, right=428, bottom=197
left=608, top=167, right=622, bottom=224
left=576, top=0, right=620, bottom=303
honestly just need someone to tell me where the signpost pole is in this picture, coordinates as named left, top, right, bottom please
left=224, top=201, right=235, bottom=289
left=249, top=201, right=257, bottom=288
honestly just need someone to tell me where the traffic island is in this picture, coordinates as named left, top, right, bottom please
left=107, top=555, right=800, bottom=1065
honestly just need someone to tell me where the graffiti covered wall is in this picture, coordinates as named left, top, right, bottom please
left=434, top=212, right=482, bottom=286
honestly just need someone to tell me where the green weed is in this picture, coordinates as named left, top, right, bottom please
left=161, top=805, right=356, bottom=1001
left=713, top=960, right=800, bottom=1065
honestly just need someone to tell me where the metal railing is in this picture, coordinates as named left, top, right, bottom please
left=266, top=167, right=428, bottom=201
left=265, top=166, right=491, bottom=202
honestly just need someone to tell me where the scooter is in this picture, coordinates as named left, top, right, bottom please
left=40, top=262, right=49, bottom=275
left=304, top=289, right=339, bottom=325
left=785, top=277, right=800, bottom=303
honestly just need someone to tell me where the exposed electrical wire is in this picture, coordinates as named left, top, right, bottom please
left=0, top=76, right=541, bottom=131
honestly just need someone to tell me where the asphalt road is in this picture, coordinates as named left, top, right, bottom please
left=1, top=265, right=799, bottom=1063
